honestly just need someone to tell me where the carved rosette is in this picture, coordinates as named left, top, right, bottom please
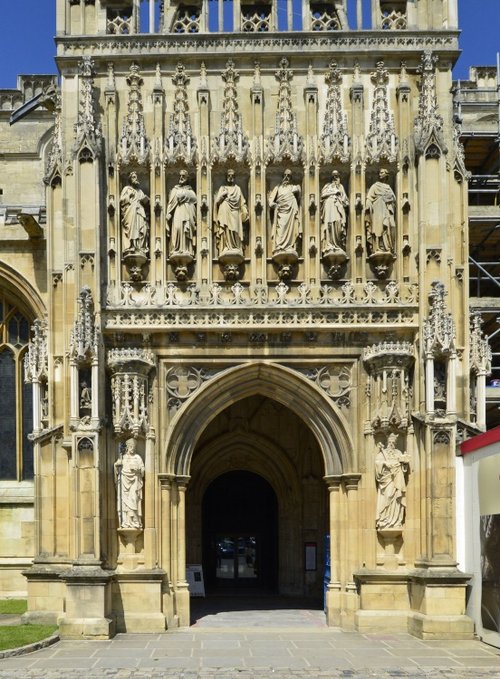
left=363, top=341, right=414, bottom=434
left=108, top=348, right=155, bottom=437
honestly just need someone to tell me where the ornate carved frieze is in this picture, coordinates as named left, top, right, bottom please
left=118, top=63, right=150, bottom=166
left=366, top=61, right=398, bottom=164
left=319, top=63, right=350, bottom=165
left=470, top=313, right=492, bottom=376
left=363, top=341, right=414, bottom=433
left=108, top=348, right=155, bottom=437
left=164, top=63, right=197, bottom=165
left=106, top=280, right=418, bottom=309
left=266, top=58, right=304, bottom=164
left=73, top=56, right=102, bottom=161
left=414, top=51, right=447, bottom=159
left=24, top=319, right=48, bottom=382
left=70, top=286, right=100, bottom=362
left=423, top=281, right=455, bottom=357
left=211, top=60, right=249, bottom=165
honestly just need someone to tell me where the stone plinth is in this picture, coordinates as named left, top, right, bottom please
left=113, top=569, right=166, bottom=632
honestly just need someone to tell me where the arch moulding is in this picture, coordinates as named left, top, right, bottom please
left=165, top=361, right=355, bottom=477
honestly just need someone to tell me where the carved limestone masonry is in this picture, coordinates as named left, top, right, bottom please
left=118, top=63, right=150, bottom=166
left=414, top=51, right=447, bottom=159
left=469, top=313, right=492, bottom=429
left=212, top=61, right=249, bottom=165
left=422, top=281, right=457, bottom=415
left=319, top=63, right=350, bottom=165
left=423, top=282, right=455, bottom=358
left=44, top=90, right=63, bottom=184
left=70, top=287, right=99, bottom=362
left=450, top=91, right=471, bottom=183
left=73, top=57, right=102, bottom=161
left=106, top=279, right=419, bottom=309
left=375, top=432, right=410, bottom=531
left=365, top=61, right=398, bottom=164
left=298, top=365, right=353, bottom=409
left=114, top=437, right=145, bottom=530
left=165, top=63, right=197, bottom=166
left=266, top=59, right=304, bottom=164
left=363, top=341, right=414, bottom=434
left=108, top=348, right=155, bottom=437
left=470, top=313, right=492, bottom=377
left=24, top=318, right=49, bottom=383
left=166, top=365, right=222, bottom=414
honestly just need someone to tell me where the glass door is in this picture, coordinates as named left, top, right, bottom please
left=215, top=535, right=258, bottom=582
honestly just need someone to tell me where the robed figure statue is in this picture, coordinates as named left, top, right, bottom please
left=269, top=169, right=302, bottom=253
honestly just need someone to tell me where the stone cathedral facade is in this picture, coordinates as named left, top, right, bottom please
left=0, top=0, right=492, bottom=639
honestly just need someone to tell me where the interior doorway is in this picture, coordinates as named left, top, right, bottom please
left=202, top=470, right=278, bottom=592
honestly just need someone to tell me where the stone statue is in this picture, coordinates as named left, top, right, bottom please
left=375, top=433, right=410, bottom=530
left=365, top=169, right=396, bottom=255
left=80, top=382, right=92, bottom=410
left=268, top=168, right=302, bottom=253
left=320, top=170, right=349, bottom=254
left=214, top=169, right=249, bottom=256
left=120, top=171, right=150, bottom=253
left=166, top=169, right=197, bottom=256
left=114, top=438, right=145, bottom=530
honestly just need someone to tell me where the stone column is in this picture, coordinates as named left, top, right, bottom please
left=425, top=354, right=434, bottom=414
left=342, top=474, right=361, bottom=627
left=159, top=474, right=174, bottom=627
left=324, top=475, right=342, bottom=626
left=447, top=353, right=457, bottom=415
left=174, top=476, right=190, bottom=627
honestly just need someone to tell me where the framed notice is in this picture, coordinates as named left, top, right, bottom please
left=305, top=542, right=317, bottom=571
left=186, top=564, right=205, bottom=597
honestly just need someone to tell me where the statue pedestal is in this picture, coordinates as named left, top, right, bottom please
left=169, top=251, right=193, bottom=281
left=117, top=528, right=144, bottom=571
left=322, top=248, right=348, bottom=280
left=219, top=249, right=244, bottom=281
left=123, top=249, right=148, bottom=282
left=376, top=527, right=404, bottom=569
left=368, top=251, right=396, bottom=279
left=272, top=248, right=298, bottom=280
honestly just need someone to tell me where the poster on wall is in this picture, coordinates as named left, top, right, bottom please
left=186, top=564, right=205, bottom=597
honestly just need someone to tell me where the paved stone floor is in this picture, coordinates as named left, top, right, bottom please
left=1, top=600, right=499, bottom=678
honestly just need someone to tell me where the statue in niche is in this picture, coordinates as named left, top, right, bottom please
left=214, top=169, right=249, bottom=256
left=120, top=171, right=150, bottom=253
left=375, top=433, right=410, bottom=530
left=268, top=168, right=302, bottom=253
left=166, top=169, right=197, bottom=257
left=80, top=382, right=92, bottom=411
left=321, top=170, right=349, bottom=254
left=365, top=169, right=396, bottom=255
left=114, top=438, right=145, bottom=530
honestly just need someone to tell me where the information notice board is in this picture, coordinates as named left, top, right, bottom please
left=186, top=564, right=205, bottom=597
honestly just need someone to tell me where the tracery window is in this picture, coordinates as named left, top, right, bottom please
left=0, top=296, right=33, bottom=481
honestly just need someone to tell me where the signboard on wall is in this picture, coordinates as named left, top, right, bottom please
left=186, top=564, right=205, bottom=597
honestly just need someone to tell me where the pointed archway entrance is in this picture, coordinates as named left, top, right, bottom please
left=162, top=362, right=356, bottom=628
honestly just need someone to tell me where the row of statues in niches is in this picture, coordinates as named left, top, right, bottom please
left=116, top=165, right=400, bottom=283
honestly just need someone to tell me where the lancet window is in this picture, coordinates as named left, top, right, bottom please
left=0, top=296, right=33, bottom=481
